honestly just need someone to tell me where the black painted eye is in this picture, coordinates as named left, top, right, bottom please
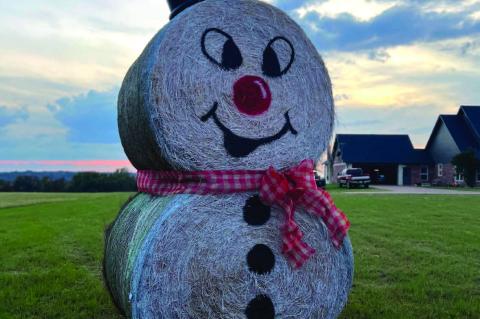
left=262, top=36, right=295, bottom=77
left=201, top=28, right=243, bottom=71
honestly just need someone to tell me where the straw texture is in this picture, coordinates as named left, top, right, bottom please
left=104, top=194, right=175, bottom=314
left=118, top=0, right=334, bottom=171
left=105, top=193, right=353, bottom=318
left=106, top=0, right=354, bottom=317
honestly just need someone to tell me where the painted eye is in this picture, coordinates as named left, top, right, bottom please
left=201, top=28, right=243, bottom=71
left=262, top=36, right=295, bottom=77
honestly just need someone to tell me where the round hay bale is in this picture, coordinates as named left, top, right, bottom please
left=105, top=193, right=353, bottom=318
left=118, top=0, right=334, bottom=171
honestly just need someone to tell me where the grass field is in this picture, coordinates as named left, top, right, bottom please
left=326, top=184, right=380, bottom=193
left=1, top=192, right=479, bottom=318
left=423, top=186, right=480, bottom=192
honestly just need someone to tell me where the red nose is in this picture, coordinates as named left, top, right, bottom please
left=233, top=75, right=272, bottom=116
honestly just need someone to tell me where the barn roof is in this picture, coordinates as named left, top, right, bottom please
left=334, top=134, right=432, bottom=164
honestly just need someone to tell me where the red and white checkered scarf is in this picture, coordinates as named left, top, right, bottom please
left=137, top=159, right=350, bottom=268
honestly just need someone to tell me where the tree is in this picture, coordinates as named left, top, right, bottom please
left=451, top=149, right=480, bottom=187
left=0, top=179, right=12, bottom=192
left=108, top=169, right=137, bottom=192
left=40, top=177, right=66, bottom=192
left=13, top=176, right=41, bottom=192
left=68, top=168, right=136, bottom=192
left=69, top=172, right=104, bottom=192
left=1, top=169, right=136, bottom=193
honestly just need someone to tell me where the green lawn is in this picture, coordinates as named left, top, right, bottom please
left=0, top=192, right=479, bottom=318
left=326, top=184, right=381, bottom=193
left=0, top=192, right=123, bottom=209
left=422, top=186, right=480, bottom=192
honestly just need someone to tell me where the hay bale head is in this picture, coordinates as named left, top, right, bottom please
left=106, top=0, right=354, bottom=318
left=118, top=0, right=334, bottom=171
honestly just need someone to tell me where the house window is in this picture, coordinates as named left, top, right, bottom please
left=420, top=166, right=429, bottom=181
left=454, top=166, right=464, bottom=182
left=437, top=164, right=443, bottom=177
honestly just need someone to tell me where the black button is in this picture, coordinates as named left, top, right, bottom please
left=246, top=294, right=275, bottom=319
left=247, top=244, right=275, bottom=275
left=243, top=195, right=271, bottom=226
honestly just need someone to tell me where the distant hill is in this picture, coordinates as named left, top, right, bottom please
left=0, top=171, right=77, bottom=182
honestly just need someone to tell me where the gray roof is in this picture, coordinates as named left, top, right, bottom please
left=460, top=106, right=480, bottom=141
left=426, top=106, right=480, bottom=158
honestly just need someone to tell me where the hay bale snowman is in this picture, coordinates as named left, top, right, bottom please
left=104, top=0, right=354, bottom=318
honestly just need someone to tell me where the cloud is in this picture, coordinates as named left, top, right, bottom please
left=271, top=0, right=320, bottom=11
left=334, top=94, right=350, bottom=102
left=0, top=75, right=84, bottom=107
left=0, top=88, right=128, bottom=162
left=367, top=49, right=391, bottom=62
left=0, top=0, right=170, bottom=109
left=48, top=88, right=119, bottom=144
left=300, top=4, right=480, bottom=51
left=335, top=104, right=452, bottom=147
left=296, top=0, right=396, bottom=22
left=324, top=36, right=480, bottom=112
left=0, top=106, right=28, bottom=128
left=460, top=40, right=480, bottom=55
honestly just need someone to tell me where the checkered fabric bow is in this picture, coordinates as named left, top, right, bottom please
left=137, top=159, right=350, bottom=268
left=259, top=160, right=350, bottom=268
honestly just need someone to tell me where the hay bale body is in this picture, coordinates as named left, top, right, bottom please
left=105, top=193, right=353, bottom=318
left=106, top=0, right=354, bottom=317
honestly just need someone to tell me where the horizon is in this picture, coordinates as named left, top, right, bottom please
left=1, top=0, right=479, bottom=172
left=0, top=160, right=134, bottom=173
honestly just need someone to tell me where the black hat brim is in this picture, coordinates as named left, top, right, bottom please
left=169, top=0, right=205, bottom=19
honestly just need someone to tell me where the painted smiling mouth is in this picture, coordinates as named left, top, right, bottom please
left=201, top=102, right=298, bottom=158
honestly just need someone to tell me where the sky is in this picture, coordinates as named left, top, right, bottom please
left=0, top=0, right=479, bottom=172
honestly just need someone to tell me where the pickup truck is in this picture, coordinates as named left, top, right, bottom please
left=337, top=168, right=371, bottom=189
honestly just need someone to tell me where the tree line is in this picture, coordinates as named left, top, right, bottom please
left=0, top=169, right=136, bottom=192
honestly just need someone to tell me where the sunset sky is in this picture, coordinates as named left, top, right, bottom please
left=0, top=0, right=479, bottom=172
